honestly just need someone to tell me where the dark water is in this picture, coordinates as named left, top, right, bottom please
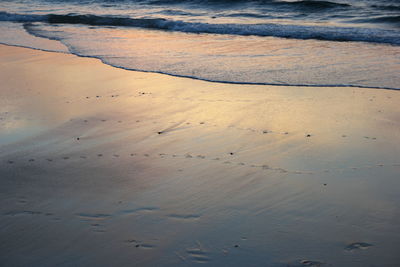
left=0, top=0, right=399, bottom=88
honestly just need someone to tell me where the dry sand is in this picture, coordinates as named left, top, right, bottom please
left=0, top=44, right=399, bottom=266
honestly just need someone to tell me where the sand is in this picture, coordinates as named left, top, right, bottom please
left=0, top=44, right=399, bottom=267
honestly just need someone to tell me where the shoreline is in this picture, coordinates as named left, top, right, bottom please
left=1, top=42, right=398, bottom=91
left=1, top=44, right=399, bottom=267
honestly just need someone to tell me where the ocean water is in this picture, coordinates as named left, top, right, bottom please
left=0, top=0, right=399, bottom=89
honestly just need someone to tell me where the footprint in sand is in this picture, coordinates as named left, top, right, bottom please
left=298, top=260, right=325, bottom=266
left=76, top=213, right=112, bottom=221
left=276, top=168, right=289, bottom=173
left=17, top=198, right=27, bottom=204
left=287, top=259, right=325, bottom=267
left=90, top=223, right=107, bottom=232
left=125, top=239, right=156, bottom=249
left=76, top=213, right=110, bottom=232
left=118, top=207, right=159, bottom=216
left=261, top=165, right=270, bottom=170
left=167, top=214, right=201, bottom=220
left=4, top=210, right=53, bottom=217
left=4, top=210, right=42, bottom=216
left=186, top=248, right=210, bottom=263
left=136, top=243, right=155, bottom=249
left=345, top=242, right=373, bottom=251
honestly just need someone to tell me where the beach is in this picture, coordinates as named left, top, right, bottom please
left=0, top=44, right=399, bottom=266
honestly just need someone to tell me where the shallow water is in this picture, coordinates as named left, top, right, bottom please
left=0, top=0, right=399, bottom=89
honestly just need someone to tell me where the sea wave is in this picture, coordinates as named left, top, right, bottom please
left=261, top=0, right=350, bottom=11
left=144, top=0, right=351, bottom=10
left=363, top=16, right=400, bottom=24
left=370, top=4, right=400, bottom=12
left=1, top=11, right=399, bottom=45
left=0, top=11, right=45, bottom=22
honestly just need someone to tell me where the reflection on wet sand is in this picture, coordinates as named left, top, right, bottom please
left=1, top=45, right=399, bottom=266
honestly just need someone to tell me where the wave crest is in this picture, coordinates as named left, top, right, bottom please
left=1, top=11, right=399, bottom=45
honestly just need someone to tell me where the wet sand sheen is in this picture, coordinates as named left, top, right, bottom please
left=0, top=45, right=399, bottom=267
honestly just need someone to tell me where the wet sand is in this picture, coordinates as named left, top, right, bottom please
left=0, top=44, right=399, bottom=267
